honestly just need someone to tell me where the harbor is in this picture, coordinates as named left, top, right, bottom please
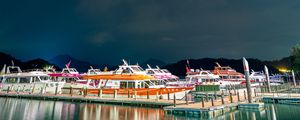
left=0, top=57, right=300, bottom=119
left=1, top=82, right=300, bottom=119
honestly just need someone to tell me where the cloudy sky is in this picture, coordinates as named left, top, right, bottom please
left=0, top=0, right=299, bottom=64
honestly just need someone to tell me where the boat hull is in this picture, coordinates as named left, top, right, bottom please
left=86, top=87, right=193, bottom=100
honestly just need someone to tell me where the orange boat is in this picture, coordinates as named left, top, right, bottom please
left=81, top=59, right=193, bottom=99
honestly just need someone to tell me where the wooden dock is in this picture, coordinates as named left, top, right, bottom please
left=164, top=91, right=263, bottom=119
left=0, top=91, right=189, bottom=108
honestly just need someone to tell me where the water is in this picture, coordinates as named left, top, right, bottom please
left=1, top=98, right=300, bottom=120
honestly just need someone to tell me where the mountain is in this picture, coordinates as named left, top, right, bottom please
left=49, top=54, right=114, bottom=72
left=0, top=52, right=56, bottom=70
left=0, top=52, right=22, bottom=67
left=140, top=58, right=167, bottom=68
left=163, top=58, right=280, bottom=77
left=21, top=58, right=59, bottom=70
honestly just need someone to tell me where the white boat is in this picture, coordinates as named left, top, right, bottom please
left=48, top=67, right=93, bottom=88
left=186, top=69, right=221, bottom=85
left=249, top=70, right=266, bottom=86
left=0, top=65, right=65, bottom=94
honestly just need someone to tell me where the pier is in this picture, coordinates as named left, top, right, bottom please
left=1, top=84, right=299, bottom=119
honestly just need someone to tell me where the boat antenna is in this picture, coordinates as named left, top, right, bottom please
left=200, top=68, right=203, bottom=71
left=156, top=65, right=160, bottom=69
left=147, top=64, right=152, bottom=69
left=215, top=62, right=221, bottom=67
left=90, top=66, right=94, bottom=69
left=122, top=59, right=128, bottom=66
left=1, top=64, right=6, bottom=74
left=11, top=60, right=14, bottom=66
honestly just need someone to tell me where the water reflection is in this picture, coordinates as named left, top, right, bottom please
left=1, top=98, right=300, bottom=120
left=0, top=98, right=164, bottom=120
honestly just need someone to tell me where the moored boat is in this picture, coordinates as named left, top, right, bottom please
left=82, top=60, right=193, bottom=99
left=0, top=65, right=65, bottom=94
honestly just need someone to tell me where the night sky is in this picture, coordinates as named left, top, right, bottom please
left=0, top=0, right=299, bottom=64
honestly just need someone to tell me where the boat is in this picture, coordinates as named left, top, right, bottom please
left=249, top=70, right=266, bottom=86
left=249, top=70, right=284, bottom=86
left=185, top=69, right=221, bottom=85
left=269, top=74, right=284, bottom=85
left=145, top=64, right=178, bottom=80
left=0, top=65, right=65, bottom=94
left=48, top=67, right=92, bottom=88
left=212, top=63, right=246, bottom=86
left=82, top=60, right=193, bottom=99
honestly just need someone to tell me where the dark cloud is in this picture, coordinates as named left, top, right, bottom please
left=0, top=0, right=299, bottom=64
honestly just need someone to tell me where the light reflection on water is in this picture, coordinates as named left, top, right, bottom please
left=1, top=98, right=300, bottom=120
left=0, top=98, right=165, bottom=120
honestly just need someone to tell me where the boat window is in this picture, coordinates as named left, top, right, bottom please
left=5, top=78, right=18, bottom=83
left=122, top=68, right=132, bottom=74
left=154, top=70, right=161, bottom=73
left=19, top=77, right=31, bottom=83
left=32, top=77, right=40, bottom=83
left=127, top=82, right=135, bottom=88
left=147, top=70, right=154, bottom=74
left=163, top=70, right=170, bottom=73
left=132, top=67, right=143, bottom=72
left=40, top=76, right=49, bottom=80
left=201, top=72, right=208, bottom=75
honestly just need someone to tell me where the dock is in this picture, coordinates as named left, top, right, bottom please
left=0, top=91, right=193, bottom=108
left=164, top=90, right=263, bottom=119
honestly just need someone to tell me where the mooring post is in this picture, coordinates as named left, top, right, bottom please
left=99, top=89, right=103, bottom=98
left=84, top=87, right=87, bottom=97
left=173, top=93, right=176, bottom=107
left=55, top=86, right=58, bottom=96
left=237, top=91, right=240, bottom=102
left=230, top=92, right=233, bottom=103
left=147, top=88, right=150, bottom=99
left=32, top=85, right=35, bottom=94
left=128, top=90, right=130, bottom=98
left=97, top=88, right=100, bottom=97
left=201, top=97, right=205, bottom=108
left=234, top=85, right=237, bottom=95
left=185, top=91, right=188, bottom=105
left=6, top=86, right=10, bottom=94
left=134, top=90, right=137, bottom=100
left=70, top=87, right=73, bottom=96
left=167, top=90, right=170, bottom=100
left=205, top=92, right=209, bottom=102
left=114, top=89, right=117, bottom=99
left=214, top=91, right=217, bottom=100
left=243, top=58, right=252, bottom=103
left=40, top=87, right=43, bottom=95
left=264, top=65, right=271, bottom=93
left=211, top=97, right=214, bottom=106
left=244, top=90, right=247, bottom=100
left=221, top=94, right=225, bottom=104
left=156, top=91, right=159, bottom=101
left=292, top=70, right=296, bottom=88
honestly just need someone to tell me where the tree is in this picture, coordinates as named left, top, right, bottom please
left=291, top=44, right=300, bottom=71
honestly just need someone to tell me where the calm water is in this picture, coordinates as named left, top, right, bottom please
left=1, top=98, right=300, bottom=120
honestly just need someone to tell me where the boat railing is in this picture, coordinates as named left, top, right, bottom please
left=23, top=69, right=44, bottom=72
